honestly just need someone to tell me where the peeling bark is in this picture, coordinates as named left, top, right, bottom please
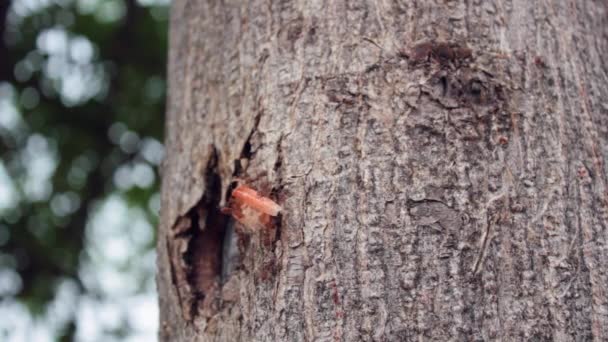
left=158, top=1, right=608, bottom=341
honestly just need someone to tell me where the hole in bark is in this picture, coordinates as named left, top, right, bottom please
left=184, top=150, right=228, bottom=316
left=440, top=75, right=448, bottom=96
left=273, top=212, right=282, bottom=247
left=241, top=140, right=252, bottom=159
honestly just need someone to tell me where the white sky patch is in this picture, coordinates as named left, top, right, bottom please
left=0, top=162, right=20, bottom=213
left=70, top=36, right=95, bottom=64
left=36, top=28, right=68, bottom=56
left=0, top=268, right=23, bottom=297
left=21, top=134, right=58, bottom=202
left=60, top=63, right=106, bottom=106
left=76, top=195, right=158, bottom=341
left=128, top=216, right=154, bottom=246
left=45, top=280, right=79, bottom=329
left=113, top=161, right=156, bottom=190
left=0, top=83, right=28, bottom=139
left=0, top=86, right=18, bottom=128
left=43, top=54, right=68, bottom=79
left=139, top=138, right=164, bottom=165
left=132, top=162, right=155, bottom=188
left=0, top=300, right=32, bottom=342
left=125, top=294, right=159, bottom=340
left=34, top=27, right=107, bottom=106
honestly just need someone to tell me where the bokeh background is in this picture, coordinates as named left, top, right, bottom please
left=0, top=0, right=169, bottom=340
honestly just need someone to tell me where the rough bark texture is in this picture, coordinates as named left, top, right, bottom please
left=158, top=1, right=608, bottom=341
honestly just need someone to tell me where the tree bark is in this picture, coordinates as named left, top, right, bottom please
left=157, top=1, right=608, bottom=341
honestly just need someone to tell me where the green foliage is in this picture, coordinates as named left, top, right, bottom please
left=0, top=0, right=168, bottom=340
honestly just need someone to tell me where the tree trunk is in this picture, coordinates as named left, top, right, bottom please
left=157, top=1, right=608, bottom=341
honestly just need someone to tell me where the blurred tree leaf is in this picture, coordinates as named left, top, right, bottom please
left=0, top=0, right=167, bottom=339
